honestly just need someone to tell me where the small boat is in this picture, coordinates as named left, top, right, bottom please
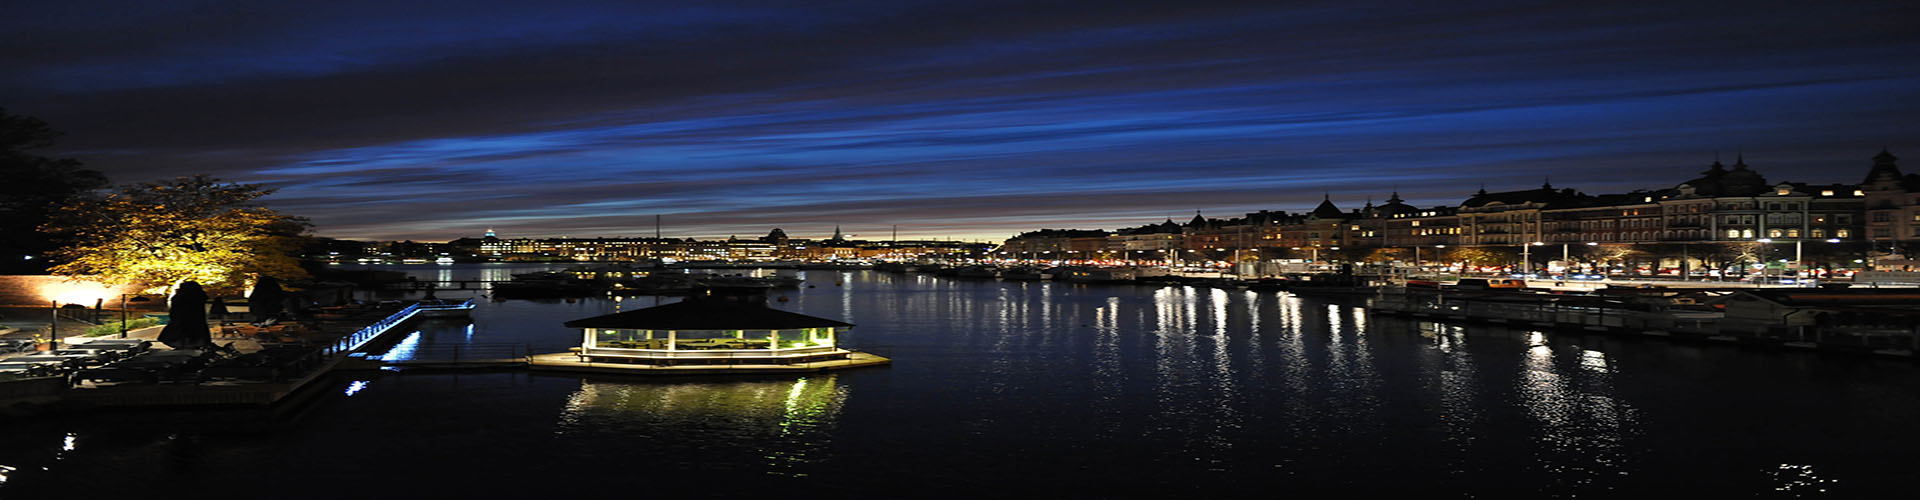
left=1001, top=266, right=1052, bottom=281
left=1061, top=267, right=1137, bottom=283
left=955, top=265, right=1002, bottom=279
left=490, top=280, right=600, bottom=299
left=1245, top=278, right=1289, bottom=292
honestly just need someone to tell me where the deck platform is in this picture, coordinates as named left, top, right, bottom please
left=527, top=351, right=890, bottom=375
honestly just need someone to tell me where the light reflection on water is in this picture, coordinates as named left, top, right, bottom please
left=2, top=265, right=1917, bottom=496
left=554, top=375, right=847, bottom=477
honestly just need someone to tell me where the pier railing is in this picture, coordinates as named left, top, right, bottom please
left=324, top=298, right=477, bottom=356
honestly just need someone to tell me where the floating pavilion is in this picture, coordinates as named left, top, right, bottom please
left=528, top=285, right=889, bottom=374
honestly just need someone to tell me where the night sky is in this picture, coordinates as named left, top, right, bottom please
left=6, top=1, right=1918, bottom=242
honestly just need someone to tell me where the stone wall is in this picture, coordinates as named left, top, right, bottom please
left=0, top=275, right=151, bottom=308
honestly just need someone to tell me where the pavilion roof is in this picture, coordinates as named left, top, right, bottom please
left=563, top=297, right=853, bottom=330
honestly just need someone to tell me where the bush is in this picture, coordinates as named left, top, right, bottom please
left=84, top=317, right=162, bottom=337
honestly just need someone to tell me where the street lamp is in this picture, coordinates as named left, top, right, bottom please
left=1521, top=241, right=1544, bottom=275
left=118, top=294, right=154, bottom=338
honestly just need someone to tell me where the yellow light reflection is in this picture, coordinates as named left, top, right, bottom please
left=556, top=375, right=847, bottom=474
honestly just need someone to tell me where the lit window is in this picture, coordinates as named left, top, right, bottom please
left=1727, top=229, right=1741, bottom=239
left=1812, top=229, right=1825, bottom=238
left=1821, top=190, right=1834, bottom=196
left=1856, top=190, right=1866, bottom=196
left=1787, top=229, right=1799, bottom=238
left=1837, top=229, right=1850, bottom=238
left=1742, top=229, right=1754, bottom=238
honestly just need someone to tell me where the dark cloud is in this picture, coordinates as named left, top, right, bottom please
left=4, top=1, right=1917, bottom=241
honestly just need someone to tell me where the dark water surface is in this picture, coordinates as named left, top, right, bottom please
left=3, top=264, right=1916, bottom=497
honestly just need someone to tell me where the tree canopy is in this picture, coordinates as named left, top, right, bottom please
left=0, top=107, right=109, bottom=273
left=42, top=175, right=311, bottom=294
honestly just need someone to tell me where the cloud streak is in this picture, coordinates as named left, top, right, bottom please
left=5, top=0, right=1918, bottom=241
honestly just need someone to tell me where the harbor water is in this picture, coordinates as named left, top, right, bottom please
left=2, top=264, right=1916, bottom=496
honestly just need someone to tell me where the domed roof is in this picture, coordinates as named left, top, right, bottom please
left=565, top=286, right=851, bottom=330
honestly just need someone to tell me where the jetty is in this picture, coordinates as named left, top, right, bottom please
left=0, top=299, right=478, bottom=413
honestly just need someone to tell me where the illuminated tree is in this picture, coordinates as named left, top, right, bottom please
left=1363, top=247, right=1409, bottom=263
left=1442, top=246, right=1514, bottom=267
left=43, top=175, right=310, bottom=295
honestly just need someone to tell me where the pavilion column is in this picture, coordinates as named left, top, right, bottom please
left=668, top=330, right=676, bottom=350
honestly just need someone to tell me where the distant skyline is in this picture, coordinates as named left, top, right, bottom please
left=6, top=1, right=1918, bottom=242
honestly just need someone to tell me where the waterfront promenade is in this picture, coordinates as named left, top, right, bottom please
left=0, top=300, right=474, bottom=413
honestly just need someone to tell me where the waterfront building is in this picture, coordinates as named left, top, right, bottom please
left=1373, top=196, right=1460, bottom=250
left=1862, top=149, right=1920, bottom=254
left=1108, top=219, right=1186, bottom=262
left=1180, top=212, right=1233, bottom=255
left=994, top=151, right=1892, bottom=273
left=1001, top=229, right=1111, bottom=261
left=1458, top=183, right=1591, bottom=247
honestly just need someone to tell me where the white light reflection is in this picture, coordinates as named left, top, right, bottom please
left=0, top=465, right=14, bottom=485
left=376, top=331, right=423, bottom=362
left=1092, top=295, right=1124, bottom=432
left=1211, top=288, right=1229, bottom=341
left=1580, top=350, right=1608, bottom=372
left=1325, top=304, right=1343, bottom=339
left=1515, top=330, right=1636, bottom=493
left=1203, top=288, right=1242, bottom=460
left=1429, top=322, right=1479, bottom=481
left=344, top=380, right=371, bottom=396
left=61, top=433, right=75, bottom=452
left=1208, top=288, right=1232, bottom=374
left=1771, top=464, right=1838, bottom=494
left=1244, top=292, right=1265, bottom=370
